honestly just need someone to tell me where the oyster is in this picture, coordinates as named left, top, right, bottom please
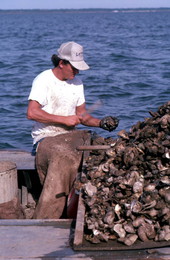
left=113, top=224, right=126, bottom=238
left=120, top=234, right=138, bottom=246
left=80, top=101, right=170, bottom=246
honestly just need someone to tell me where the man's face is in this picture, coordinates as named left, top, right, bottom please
left=62, top=62, right=79, bottom=80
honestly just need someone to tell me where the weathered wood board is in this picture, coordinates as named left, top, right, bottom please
left=0, top=150, right=35, bottom=170
left=0, top=219, right=170, bottom=260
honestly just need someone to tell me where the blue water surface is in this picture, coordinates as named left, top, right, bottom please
left=0, top=9, right=170, bottom=151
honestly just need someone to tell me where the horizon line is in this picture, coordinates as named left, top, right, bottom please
left=1, top=7, right=170, bottom=10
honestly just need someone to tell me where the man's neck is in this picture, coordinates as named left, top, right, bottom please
left=52, top=67, right=66, bottom=81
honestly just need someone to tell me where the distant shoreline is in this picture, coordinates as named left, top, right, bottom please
left=0, top=8, right=170, bottom=13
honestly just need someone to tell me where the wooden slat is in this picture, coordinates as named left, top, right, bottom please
left=0, top=150, right=35, bottom=170
left=77, top=145, right=110, bottom=151
left=73, top=193, right=86, bottom=247
left=21, top=186, right=28, bottom=206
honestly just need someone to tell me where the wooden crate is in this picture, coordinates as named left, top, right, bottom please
left=73, top=148, right=170, bottom=251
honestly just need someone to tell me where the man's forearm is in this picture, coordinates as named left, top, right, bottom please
left=80, top=114, right=100, bottom=127
left=27, top=108, right=80, bottom=127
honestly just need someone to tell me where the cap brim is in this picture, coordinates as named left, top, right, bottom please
left=70, top=60, right=90, bottom=71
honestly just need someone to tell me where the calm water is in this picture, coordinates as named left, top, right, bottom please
left=0, top=9, right=170, bottom=151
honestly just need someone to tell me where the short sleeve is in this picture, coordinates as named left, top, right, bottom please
left=28, top=72, right=48, bottom=106
left=77, top=84, right=85, bottom=106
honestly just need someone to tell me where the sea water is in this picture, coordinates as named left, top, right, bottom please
left=0, top=9, right=170, bottom=151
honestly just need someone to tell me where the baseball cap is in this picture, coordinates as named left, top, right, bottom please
left=57, top=41, right=90, bottom=71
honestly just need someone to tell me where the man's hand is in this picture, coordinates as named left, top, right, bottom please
left=64, top=115, right=81, bottom=127
left=100, top=116, right=119, bottom=132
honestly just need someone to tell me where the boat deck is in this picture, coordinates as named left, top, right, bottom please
left=0, top=150, right=170, bottom=259
left=0, top=219, right=170, bottom=260
left=0, top=149, right=35, bottom=170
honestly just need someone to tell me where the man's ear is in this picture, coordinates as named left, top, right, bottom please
left=59, top=60, right=64, bottom=69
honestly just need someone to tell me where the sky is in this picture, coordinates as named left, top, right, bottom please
left=0, top=0, right=170, bottom=10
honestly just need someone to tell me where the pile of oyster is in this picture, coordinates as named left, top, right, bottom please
left=80, top=101, right=170, bottom=246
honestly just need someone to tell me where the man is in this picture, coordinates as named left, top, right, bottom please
left=27, top=41, right=119, bottom=219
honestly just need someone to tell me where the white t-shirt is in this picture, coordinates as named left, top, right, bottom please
left=28, top=69, right=85, bottom=144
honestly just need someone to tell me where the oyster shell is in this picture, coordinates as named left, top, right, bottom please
left=81, top=101, right=170, bottom=246
left=84, top=182, right=97, bottom=197
left=113, top=224, right=126, bottom=238
left=120, top=234, right=138, bottom=246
